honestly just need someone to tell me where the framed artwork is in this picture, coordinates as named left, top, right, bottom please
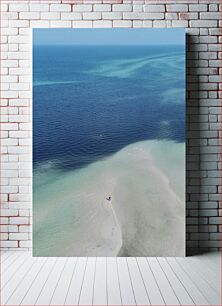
left=33, top=29, right=185, bottom=256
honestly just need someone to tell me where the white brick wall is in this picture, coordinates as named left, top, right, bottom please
left=0, top=0, right=221, bottom=255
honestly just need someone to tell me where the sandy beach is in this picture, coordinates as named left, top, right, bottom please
left=33, top=139, right=185, bottom=257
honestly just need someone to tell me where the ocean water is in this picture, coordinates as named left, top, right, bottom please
left=33, top=45, right=185, bottom=256
left=33, top=45, right=185, bottom=172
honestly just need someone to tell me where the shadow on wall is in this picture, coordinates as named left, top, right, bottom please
left=186, top=33, right=212, bottom=256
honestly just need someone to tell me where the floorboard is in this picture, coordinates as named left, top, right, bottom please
left=1, top=252, right=220, bottom=306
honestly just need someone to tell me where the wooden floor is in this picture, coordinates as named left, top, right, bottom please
left=1, top=251, right=221, bottom=306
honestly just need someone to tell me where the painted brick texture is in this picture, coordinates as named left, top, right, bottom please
left=0, top=0, right=221, bottom=255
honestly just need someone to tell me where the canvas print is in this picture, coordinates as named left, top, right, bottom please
left=33, top=29, right=185, bottom=257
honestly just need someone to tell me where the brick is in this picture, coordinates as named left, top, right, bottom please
left=8, top=146, right=30, bottom=154
left=9, top=115, right=29, bottom=123
left=19, top=226, right=31, bottom=233
left=199, top=225, right=217, bottom=232
left=41, top=12, right=60, bottom=20
left=165, top=13, right=178, bottom=20
left=61, top=12, right=82, bottom=20
left=191, top=233, right=209, bottom=240
left=189, top=4, right=207, bottom=12
left=0, top=217, right=8, bottom=225
left=9, top=66, right=31, bottom=75
left=133, top=5, right=143, bottom=12
left=142, top=21, right=152, bottom=27
left=1, top=12, right=19, bottom=20
left=210, top=233, right=221, bottom=240
left=50, top=21, right=72, bottom=28
left=1, top=28, right=18, bottom=36
left=9, top=20, right=29, bottom=28
left=200, top=202, right=218, bottom=209
left=2, top=123, right=18, bottom=131
left=199, top=241, right=221, bottom=248
left=209, top=4, right=219, bottom=12
left=209, top=60, right=221, bottom=67
left=30, top=21, right=50, bottom=28
left=72, top=20, right=93, bottom=28
left=102, top=12, right=122, bottom=19
left=73, top=4, right=92, bottom=12
left=9, top=4, right=29, bottom=12
left=179, top=13, right=198, bottom=20
left=50, top=4, right=71, bottom=12
left=0, top=225, right=18, bottom=233
left=113, top=20, right=132, bottom=27
left=208, top=44, right=221, bottom=51
left=9, top=233, right=29, bottom=240
left=1, top=4, right=8, bottom=12
left=200, top=12, right=221, bottom=20
left=9, top=217, right=29, bottom=225
left=1, top=138, right=18, bottom=146
left=2, top=169, right=18, bottom=179
left=112, top=4, right=132, bottom=11
left=0, top=241, right=18, bottom=248
left=166, top=5, right=188, bottom=12
left=93, top=20, right=112, bottom=28
left=153, top=20, right=171, bottom=28
left=190, top=20, right=218, bottom=28
left=29, top=4, right=49, bottom=12
left=19, top=241, right=31, bottom=248
left=83, top=12, right=102, bottom=20
left=94, top=4, right=111, bottom=11
left=19, top=12, right=40, bottom=20
left=199, top=209, right=218, bottom=217
left=143, top=5, right=165, bottom=12
left=1, top=208, right=18, bottom=216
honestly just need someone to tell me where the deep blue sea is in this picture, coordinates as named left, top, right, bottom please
left=33, top=45, right=185, bottom=171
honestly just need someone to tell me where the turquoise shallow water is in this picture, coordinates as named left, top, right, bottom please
left=33, top=140, right=185, bottom=257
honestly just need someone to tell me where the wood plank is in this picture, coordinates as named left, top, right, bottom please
left=2, top=252, right=22, bottom=273
left=137, top=257, right=165, bottom=306
left=195, top=253, right=220, bottom=274
left=79, top=257, right=96, bottom=305
left=65, top=257, right=87, bottom=306
left=93, top=257, right=107, bottom=306
left=0, top=251, right=14, bottom=263
left=157, top=258, right=194, bottom=305
left=50, top=257, right=77, bottom=305
left=20, top=258, right=56, bottom=305
left=1, top=252, right=30, bottom=289
left=148, top=258, right=179, bottom=305
left=127, top=257, right=150, bottom=305
left=1, top=252, right=220, bottom=306
left=167, top=257, right=209, bottom=305
left=188, top=256, right=220, bottom=294
left=117, top=257, right=136, bottom=305
left=176, top=257, right=220, bottom=305
left=36, top=258, right=67, bottom=305
left=4, top=258, right=46, bottom=305
left=107, top=257, right=121, bottom=306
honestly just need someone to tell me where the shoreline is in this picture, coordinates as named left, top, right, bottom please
left=33, top=139, right=185, bottom=257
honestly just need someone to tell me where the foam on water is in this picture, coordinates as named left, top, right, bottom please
left=34, top=80, right=81, bottom=86
left=88, top=53, right=184, bottom=79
